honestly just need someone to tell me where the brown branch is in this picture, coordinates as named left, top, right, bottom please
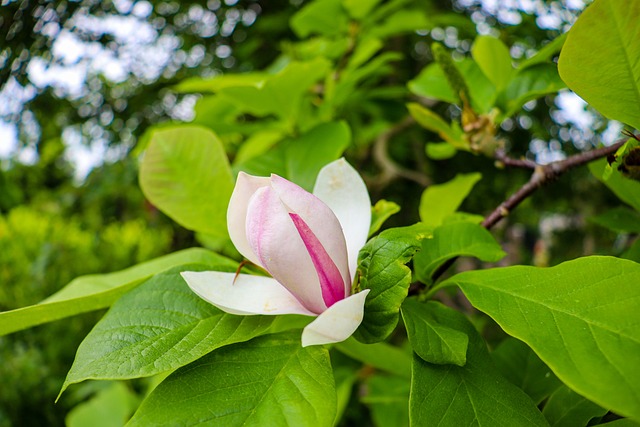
left=494, top=149, right=537, bottom=169
left=371, top=116, right=430, bottom=188
left=429, top=138, right=627, bottom=284
left=482, top=139, right=626, bottom=229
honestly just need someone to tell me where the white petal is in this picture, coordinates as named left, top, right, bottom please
left=227, top=172, right=271, bottom=266
left=313, top=159, right=371, bottom=282
left=181, top=271, right=316, bottom=316
left=301, top=289, right=370, bottom=347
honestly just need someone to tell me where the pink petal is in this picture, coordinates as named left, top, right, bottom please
left=289, top=213, right=345, bottom=307
left=227, top=172, right=271, bottom=266
left=270, top=174, right=351, bottom=293
left=301, top=289, right=370, bottom=346
left=245, top=186, right=327, bottom=314
left=313, top=159, right=371, bottom=285
left=181, top=271, right=316, bottom=316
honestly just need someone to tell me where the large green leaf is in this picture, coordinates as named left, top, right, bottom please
left=558, top=0, right=640, bottom=129
left=61, top=265, right=275, bottom=395
left=590, top=159, right=640, bottom=212
left=492, top=338, right=562, bottom=405
left=354, top=224, right=431, bottom=343
left=139, top=126, right=234, bottom=237
left=419, top=173, right=482, bottom=227
left=66, top=382, right=139, bottom=427
left=472, top=35, right=513, bottom=91
left=127, top=332, right=336, bottom=427
left=409, top=302, right=548, bottom=426
left=413, top=221, right=505, bottom=284
left=401, top=299, right=468, bottom=366
left=0, top=248, right=230, bottom=336
left=542, top=385, right=607, bottom=427
left=443, top=256, right=640, bottom=421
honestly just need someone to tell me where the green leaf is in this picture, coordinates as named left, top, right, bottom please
left=342, top=0, right=381, bottom=20
left=498, top=63, right=566, bottom=118
left=354, top=224, right=431, bottom=343
left=127, top=332, right=336, bottom=427
left=218, top=58, right=331, bottom=124
left=426, top=142, right=457, bottom=160
left=369, top=9, right=431, bottom=38
left=407, top=103, right=467, bottom=149
left=558, top=0, right=640, bottom=129
left=66, top=382, right=139, bottom=427
left=361, top=373, right=410, bottom=427
left=290, top=0, right=348, bottom=38
left=623, top=239, right=640, bottom=262
left=518, top=33, right=567, bottom=70
left=409, top=302, right=548, bottom=426
left=335, top=337, right=412, bottom=378
left=61, top=265, right=275, bottom=395
left=139, top=126, right=234, bottom=237
left=492, top=338, right=562, bottom=405
left=590, top=206, right=640, bottom=233
left=234, top=121, right=351, bottom=192
left=369, top=199, right=401, bottom=236
left=595, top=420, right=640, bottom=427
left=233, top=130, right=283, bottom=164
left=542, top=385, right=607, bottom=427
left=0, top=248, right=230, bottom=336
left=401, top=299, right=469, bottom=366
left=590, top=158, right=640, bottom=212
left=443, top=256, right=640, bottom=421
left=285, top=121, right=351, bottom=191
left=174, top=73, right=266, bottom=93
left=413, top=222, right=505, bottom=284
left=472, top=35, right=513, bottom=91
left=419, top=173, right=482, bottom=227
left=408, top=63, right=457, bottom=104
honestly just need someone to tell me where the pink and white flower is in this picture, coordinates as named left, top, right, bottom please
left=181, top=159, right=371, bottom=346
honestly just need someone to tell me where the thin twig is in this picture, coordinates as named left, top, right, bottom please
left=494, top=149, right=537, bottom=169
left=371, top=116, right=430, bottom=188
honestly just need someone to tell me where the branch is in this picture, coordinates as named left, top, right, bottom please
left=494, top=149, right=537, bottom=170
left=482, top=139, right=626, bottom=229
left=429, top=138, right=627, bottom=284
left=371, top=116, right=430, bottom=188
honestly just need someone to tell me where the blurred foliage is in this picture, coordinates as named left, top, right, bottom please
left=0, top=206, right=172, bottom=426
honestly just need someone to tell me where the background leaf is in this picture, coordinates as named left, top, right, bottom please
left=139, top=126, right=234, bottom=237
left=361, top=373, right=410, bottom=427
left=542, top=385, right=607, bottom=427
left=444, top=256, right=640, bottom=421
left=558, top=0, right=640, bottom=129
left=419, top=173, right=482, bottom=227
left=0, top=248, right=229, bottom=336
left=590, top=159, right=640, bottom=212
left=492, top=337, right=562, bottom=405
left=127, top=332, right=336, bottom=427
left=61, top=264, right=275, bottom=394
left=413, top=221, right=505, bottom=284
left=590, top=206, right=640, bottom=233
left=335, top=337, right=411, bottom=378
left=472, top=35, right=513, bottom=91
left=401, top=299, right=468, bottom=366
left=409, top=302, right=548, bottom=426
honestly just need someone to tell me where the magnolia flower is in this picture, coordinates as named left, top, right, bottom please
left=181, top=159, right=371, bottom=346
